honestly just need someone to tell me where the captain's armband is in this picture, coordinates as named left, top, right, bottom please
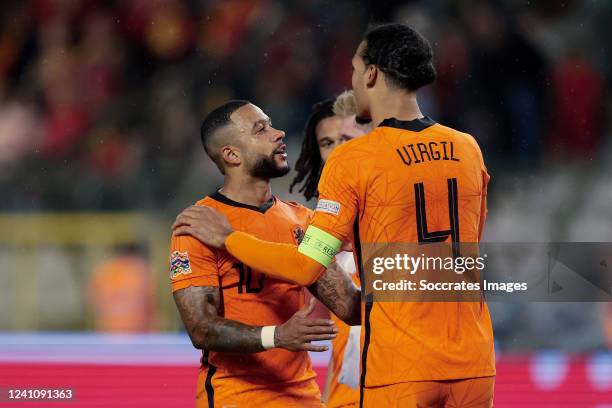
left=297, top=225, right=341, bottom=268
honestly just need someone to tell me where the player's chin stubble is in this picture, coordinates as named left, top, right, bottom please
left=249, top=153, right=290, bottom=179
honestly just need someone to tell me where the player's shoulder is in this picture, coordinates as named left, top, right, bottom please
left=195, top=195, right=219, bottom=207
left=195, top=194, right=234, bottom=214
left=326, top=127, right=382, bottom=163
left=170, top=195, right=227, bottom=255
left=431, top=122, right=485, bottom=157
left=276, top=197, right=306, bottom=208
left=348, top=126, right=385, bottom=147
left=432, top=122, right=479, bottom=146
left=275, top=197, right=312, bottom=215
left=273, top=198, right=313, bottom=227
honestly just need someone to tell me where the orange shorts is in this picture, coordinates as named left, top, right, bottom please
left=195, top=368, right=324, bottom=408
left=362, top=376, right=495, bottom=408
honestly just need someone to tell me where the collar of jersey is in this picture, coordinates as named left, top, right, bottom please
left=209, top=191, right=275, bottom=214
left=379, top=116, right=436, bottom=132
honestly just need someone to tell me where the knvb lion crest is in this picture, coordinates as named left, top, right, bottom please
left=292, top=226, right=305, bottom=245
left=170, top=251, right=192, bottom=279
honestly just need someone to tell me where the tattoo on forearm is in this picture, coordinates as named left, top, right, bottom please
left=174, top=286, right=265, bottom=353
left=309, top=262, right=361, bottom=325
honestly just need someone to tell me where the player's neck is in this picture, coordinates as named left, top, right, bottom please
left=219, top=176, right=273, bottom=208
left=370, top=91, right=423, bottom=127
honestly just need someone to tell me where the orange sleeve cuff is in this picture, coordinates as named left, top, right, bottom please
left=225, top=231, right=325, bottom=286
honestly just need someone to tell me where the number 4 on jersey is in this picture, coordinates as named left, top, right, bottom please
left=414, top=178, right=460, bottom=258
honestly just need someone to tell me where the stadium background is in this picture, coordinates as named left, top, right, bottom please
left=0, top=0, right=611, bottom=406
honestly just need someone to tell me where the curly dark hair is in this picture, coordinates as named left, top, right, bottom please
left=289, top=99, right=335, bottom=201
left=361, top=23, right=436, bottom=91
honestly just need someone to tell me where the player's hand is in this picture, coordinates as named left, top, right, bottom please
left=274, top=298, right=337, bottom=352
left=172, top=205, right=234, bottom=249
left=341, top=241, right=353, bottom=252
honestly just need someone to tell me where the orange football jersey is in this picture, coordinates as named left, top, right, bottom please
left=312, top=117, right=495, bottom=388
left=170, top=192, right=322, bottom=407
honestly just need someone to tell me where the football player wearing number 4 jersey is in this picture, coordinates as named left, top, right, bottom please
left=290, top=92, right=373, bottom=408
left=170, top=101, right=360, bottom=407
left=175, top=23, right=495, bottom=408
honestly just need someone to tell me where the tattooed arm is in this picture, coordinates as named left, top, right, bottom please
left=308, top=262, right=361, bottom=326
left=173, top=286, right=262, bottom=352
left=173, top=286, right=337, bottom=353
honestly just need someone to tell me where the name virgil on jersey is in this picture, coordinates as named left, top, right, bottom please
left=396, top=141, right=460, bottom=166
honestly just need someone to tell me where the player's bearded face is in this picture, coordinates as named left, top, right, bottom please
left=230, top=104, right=289, bottom=178
left=249, top=148, right=290, bottom=178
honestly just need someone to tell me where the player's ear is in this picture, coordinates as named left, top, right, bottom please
left=365, top=65, right=377, bottom=88
left=221, top=145, right=241, bottom=167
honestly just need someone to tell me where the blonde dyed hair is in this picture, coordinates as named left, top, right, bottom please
left=332, top=90, right=357, bottom=118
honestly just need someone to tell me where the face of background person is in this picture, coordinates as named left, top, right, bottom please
left=316, top=114, right=370, bottom=163
left=229, top=103, right=289, bottom=178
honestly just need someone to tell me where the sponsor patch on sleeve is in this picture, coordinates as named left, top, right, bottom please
left=170, top=251, right=192, bottom=279
left=315, top=199, right=341, bottom=216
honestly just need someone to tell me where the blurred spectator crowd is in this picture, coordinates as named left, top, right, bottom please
left=0, top=0, right=610, bottom=211
left=1, top=0, right=612, bottom=350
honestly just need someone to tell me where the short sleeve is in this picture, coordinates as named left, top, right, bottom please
left=169, top=235, right=219, bottom=292
left=311, top=146, right=359, bottom=243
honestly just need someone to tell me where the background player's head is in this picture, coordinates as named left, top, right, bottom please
left=290, top=91, right=371, bottom=201
left=351, top=23, right=436, bottom=121
left=200, top=100, right=288, bottom=179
